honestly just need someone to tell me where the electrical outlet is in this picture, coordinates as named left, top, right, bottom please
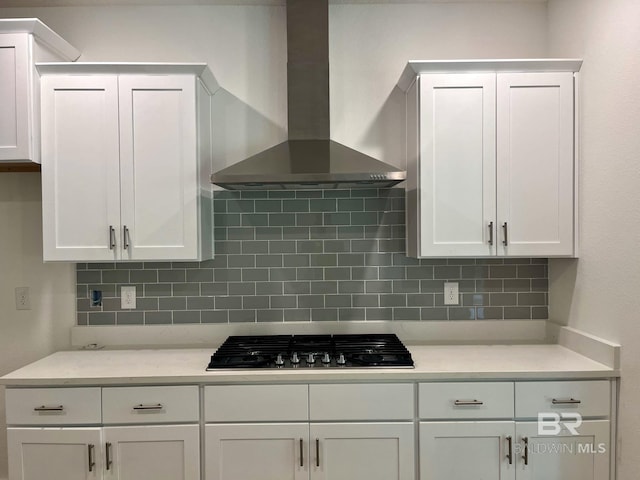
left=15, top=287, right=31, bottom=310
left=121, top=286, right=136, bottom=309
left=444, top=282, right=459, bottom=305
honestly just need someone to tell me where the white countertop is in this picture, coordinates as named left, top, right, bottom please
left=0, top=344, right=617, bottom=386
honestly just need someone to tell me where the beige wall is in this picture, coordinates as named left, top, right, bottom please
left=547, top=0, right=640, bottom=478
left=0, top=174, right=76, bottom=479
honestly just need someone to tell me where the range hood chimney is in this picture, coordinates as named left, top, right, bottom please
left=211, top=0, right=406, bottom=190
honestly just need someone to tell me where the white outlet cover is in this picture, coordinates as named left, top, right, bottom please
left=15, top=286, right=30, bottom=310
left=121, top=285, right=137, bottom=310
left=444, top=282, right=459, bottom=305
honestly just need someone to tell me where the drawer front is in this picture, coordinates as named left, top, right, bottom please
left=205, top=384, right=308, bottom=422
left=5, top=387, right=101, bottom=425
left=102, top=386, right=199, bottom=424
left=515, top=380, right=611, bottom=418
left=419, top=382, right=514, bottom=419
left=310, top=383, right=414, bottom=421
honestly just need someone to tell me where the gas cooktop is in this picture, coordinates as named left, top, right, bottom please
left=206, top=334, right=414, bottom=370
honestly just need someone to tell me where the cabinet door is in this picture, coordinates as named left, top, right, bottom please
left=103, top=425, right=199, bottom=480
left=417, top=73, right=496, bottom=257
left=310, top=422, right=414, bottom=480
left=419, top=421, right=515, bottom=480
left=7, top=427, right=102, bottom=480
left=40, top=75, right=122, bottom=261
left=515, top=420, right=609, bottom=480
left=205, top=423, right=309, bottom=480
left=118, top=75, right=199, bottom=261
left=0, top=34, right=30, bottom=162
left=497, top=72, right=575, bottom=257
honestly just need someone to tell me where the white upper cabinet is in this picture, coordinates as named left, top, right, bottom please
left=400, top=60, right=581, bottom=258
left=39, top=64, right=218, bottom=262
left=0, top=19, right=80, bottom=164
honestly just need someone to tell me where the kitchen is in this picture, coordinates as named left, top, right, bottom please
left=0, top=0, right=638, bottom=479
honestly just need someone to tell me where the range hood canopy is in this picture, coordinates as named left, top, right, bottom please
left=211, top=0, right=406, bottom=190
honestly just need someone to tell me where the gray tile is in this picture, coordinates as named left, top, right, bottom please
left=353, top=294, right=379, bottom=307
left=350, top=212, right=378, bottom=225
left=240, top=190, right=267, bottom=199
left=532, top=307, right=549, bottom=319
left=392, top=253, right=420, bottom=266
left=271, top=296, right=297, bottom=309
left=137, top=298, right=159, bottom=311
left=243, top=296, right=270, bottom=309
left=379, top=211, right=404, bottom=225
left=518, top=293, right=547, bottom=306
left=421, top=308, right=448, bottom=320
left=449, top=307, right=476, bottom=320
left=213, top=199, right=227, bottom=213
left=297, top=190, right=323, bottom=198
left=117, top=262, right=143, bottom=270
left=490, top=265, right=517, bottom=279
left=229, top=309, right=257, bottom=323
left=504, top=307, right=532, bottom=319
left=186, top=269, right=214, bottom=282
left=214, top=269, right=242, bottom=282
left=326, top=295, right=352, bottom=308
left=518, top=265, right=547, bottom=278
left=258, top=310, right=284, bottom=322
left=366, top=280, right=393, bottom=294
left=102, top=270, right=130, bottom=284
left=214, top=213, right=241, bottom=227
left=433, top=266, right=461, bottom=280
left=365, top=253, right=392, bottom=266
left=447, top=259, right=476, bottom=265
left=311, top=281, right=338, bottom=294
left=461, top=266, right=489, bottom=279
left=77, top=270, right=102, bottom=284
left=476, top=258, right=504, bottom=265
left=159, top=297, right=186, bottom=310
left=242, top=269, right=269, bottom=281
left=393, top=308, right=421, bottom=321
left=229, top=282, right=256, bottom=295
left=88, top=312, right=116, bottom=325
left=257, top=282, right=283, bottom=295
left=476, top=307, right=504, bottom=320
left=116, top=312, right=144, bottom=325
left=171, top=262, right=200, bottom=269
left=213, top=228, right=228, bottom=241
left=77, top=285, right=88, bottom=298
left=299, top=295, right=324, bottom=308
left=283, top=200, right=310, bottom=212
left=504, top=279, right=531, bottom=292
left=89, top=284, right=116, bottom=298
left=462, top=293, right=488, bottom=306
left=406, top=266, right=434, bottom=279
left=420, top=280, right=443, bottom=293
left=76, top=263, right=88, bottom=270
left=145, top=283, right=172, bottom=297
left=87, top=263, right=115, bottom=270
left=312, top=308, right=338, bottom=321
left=101, top=298, right=122, bottom=311
left=77, top=313, right=88, bottom=325
left=270, top=268, right=298, bottom=281
left=173, top=311, right=201, bottom=324
left=351, top=267, right=378, bottom=280
left=310, top=254, right=337, bottom=267
left=284, top=254, right=310, bottom=267
left=380, top=294, right=406, bottom=307
left=284, top=281, right=311, bottom=295
left=391, top=198, right=405, bottom=211
left=379, top=266, right=406, bottom=279
left=504, top=258, right=530, bottom=265
left=202, top=310, right=229, bottom=323
left=324, top=240, right=350, bottom=253
left=227, top=227, right=255, bottom=240
left=325, top=268, right=351, bottom=280
left=187, top=297, right=215, bottom=310
left=255, top=200, right=282, bottom=213
left=283, top=227, right=310, bottom=239
left=256, top=227, right=283, bottom=240
left=242, top=241, right=269, bottom=254
left=77, top=298, right=92, bottom=312
left=296, top=213, right=324, bottom=226
left=420, top=259, right=448, bottom=265
left=297, top=240, right=324, bottom=253
left=364, top=198, right=390, bottom=211
left=310, top=199, right=336, bottom=212
left=158, top=269, right=186, bottom=283
left=338, top=199, right=363, bottom=211
left=227, top=199, right=255, bottom=213
left=256, top=255, right=283, bottom=268
left=338, top=226, right=364, bottom=239
left=216, top=296, right=242, bottom=309
left=324, top=213, right=351, bottom=225
left=201, top=282, right=229, bottom=296
left=339, top=308, right=366, bottom=321
left=324, top=190, right=351, bottom=198
left=393, top=280, right=420, bottom=293
left=351, top=240, right=378, bottom=252
left=213, top=190, right=241, bottom=200
left=338, top=281, right=365, bottom=294
left=297, top=268, right=324, bottom=280
left=366, top=308, right=393, bottom=320
left=284, top=309, right=311, bottom=322
left=269, top=213, right=296, bottom=226
left=391, top=226, right=406, bottom=238
left=269, top=240, right=296, bottom=254
left=337, top=253, right=364, bottom=266
left=242, top=214, right=269, bottom=227
left=173, top=283, right=200, bottom=297
left=531, top=279, right=549, bottom=292
left=475, top=279, right=503, bottom=292
left=379, top=239, right=404, bottom=252
left=407, top=294, right=434, bottom=307
left=215, top=241, right=241, bottom=254
left=228, top=255, right=256, bottom=268
left=532, top=258, right=548, bottom=264
left=364, top=225, right=391, bottom=239
left=350, top=188, right=378, bottom=198
left=269, top=191, right=295, bottom=199
left=490, top=293, right=518, bottom=306
left=310, top=226, right=337, bottom=239
left=144, top=312, right=172, bottom=325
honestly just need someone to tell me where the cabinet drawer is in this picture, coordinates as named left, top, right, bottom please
left=419, top=382, right=514, bottom=419
left=310, top=383, right=414, bottom=421
left=515, top=380, right=610, bottom=418
left=5, top=387, right=101, bottom=425
left=102, top=386, right=199, bottom=424
left=205, top=385, right=308, bottom=422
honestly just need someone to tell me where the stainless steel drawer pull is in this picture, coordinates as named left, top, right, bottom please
left=106, top=442, right=113, bottom=470
left=552, top=398, right=582, bottom=405
left=488, top=221, right=494, bottom=245
left=506, top=436, right=513, bottom=465
left=88, top=444, right=96, bottom=472
left=522, top=437, right=529, bottom=466
left=299, top=438, right=304, bottom=467
left=34, top=405, right=64, bottom=412
left=453, top=399, right=484, bottom=406
left=109, top=226, right=116, bottom=250
left=316, top=439, right=320, bottom=467
left=123, top=225, right=130, bottom=250
left=133, top=403, right=164, bottom=411
left=502, top=222, right=508, bottom=246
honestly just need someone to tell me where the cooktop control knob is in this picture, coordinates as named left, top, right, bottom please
left=321, top=352, right=331, bottom=364
left=275, top=354, right=284, bottom=367
left=337, top=353, right=346, bottom=366
left=306, top=353, right=315, bottom=364
left=291, top=352, right=300, bottom=364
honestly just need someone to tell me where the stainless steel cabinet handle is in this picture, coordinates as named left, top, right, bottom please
left=522, top=437, right=529, bottom=466
left=453, top=399, right=484, bottom=406
left=133, top=403, right=164, bottom=411
left=109, top=226, right=116, bottom=250
left=88, top=444, right=95, bottom=472
left=300, top=438, right=304, bottom=467
left=552, top=398, right=582, bottom=405
left=316, top=439, right=320, bottom=467
left=488, top=221, right=494, bottom=246
left=34, top=405, right=64, bottom=412
left=506, top=436, right=513, bottom=465
left=502, top=222, right=508, bottom=246
left=106, top=442, right=112, bottom=470
left=123, top=225, right=130, bottom=250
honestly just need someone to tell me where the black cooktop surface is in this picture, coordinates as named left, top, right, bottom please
left=206, top=334, right=414, bottom=369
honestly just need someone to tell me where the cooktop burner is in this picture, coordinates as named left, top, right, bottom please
left=206, top=334, right=414, bottom=369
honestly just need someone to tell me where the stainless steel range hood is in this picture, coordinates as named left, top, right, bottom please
left=211, top=0, right=406, bottom=190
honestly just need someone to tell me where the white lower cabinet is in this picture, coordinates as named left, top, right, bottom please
left=7, top=427, right=103, bottom=480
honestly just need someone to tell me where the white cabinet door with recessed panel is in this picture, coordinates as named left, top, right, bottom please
left=8, top=427, right=103, bottom=480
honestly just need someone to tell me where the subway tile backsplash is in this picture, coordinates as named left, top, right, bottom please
left=76, top=188, right=548, bottom=325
